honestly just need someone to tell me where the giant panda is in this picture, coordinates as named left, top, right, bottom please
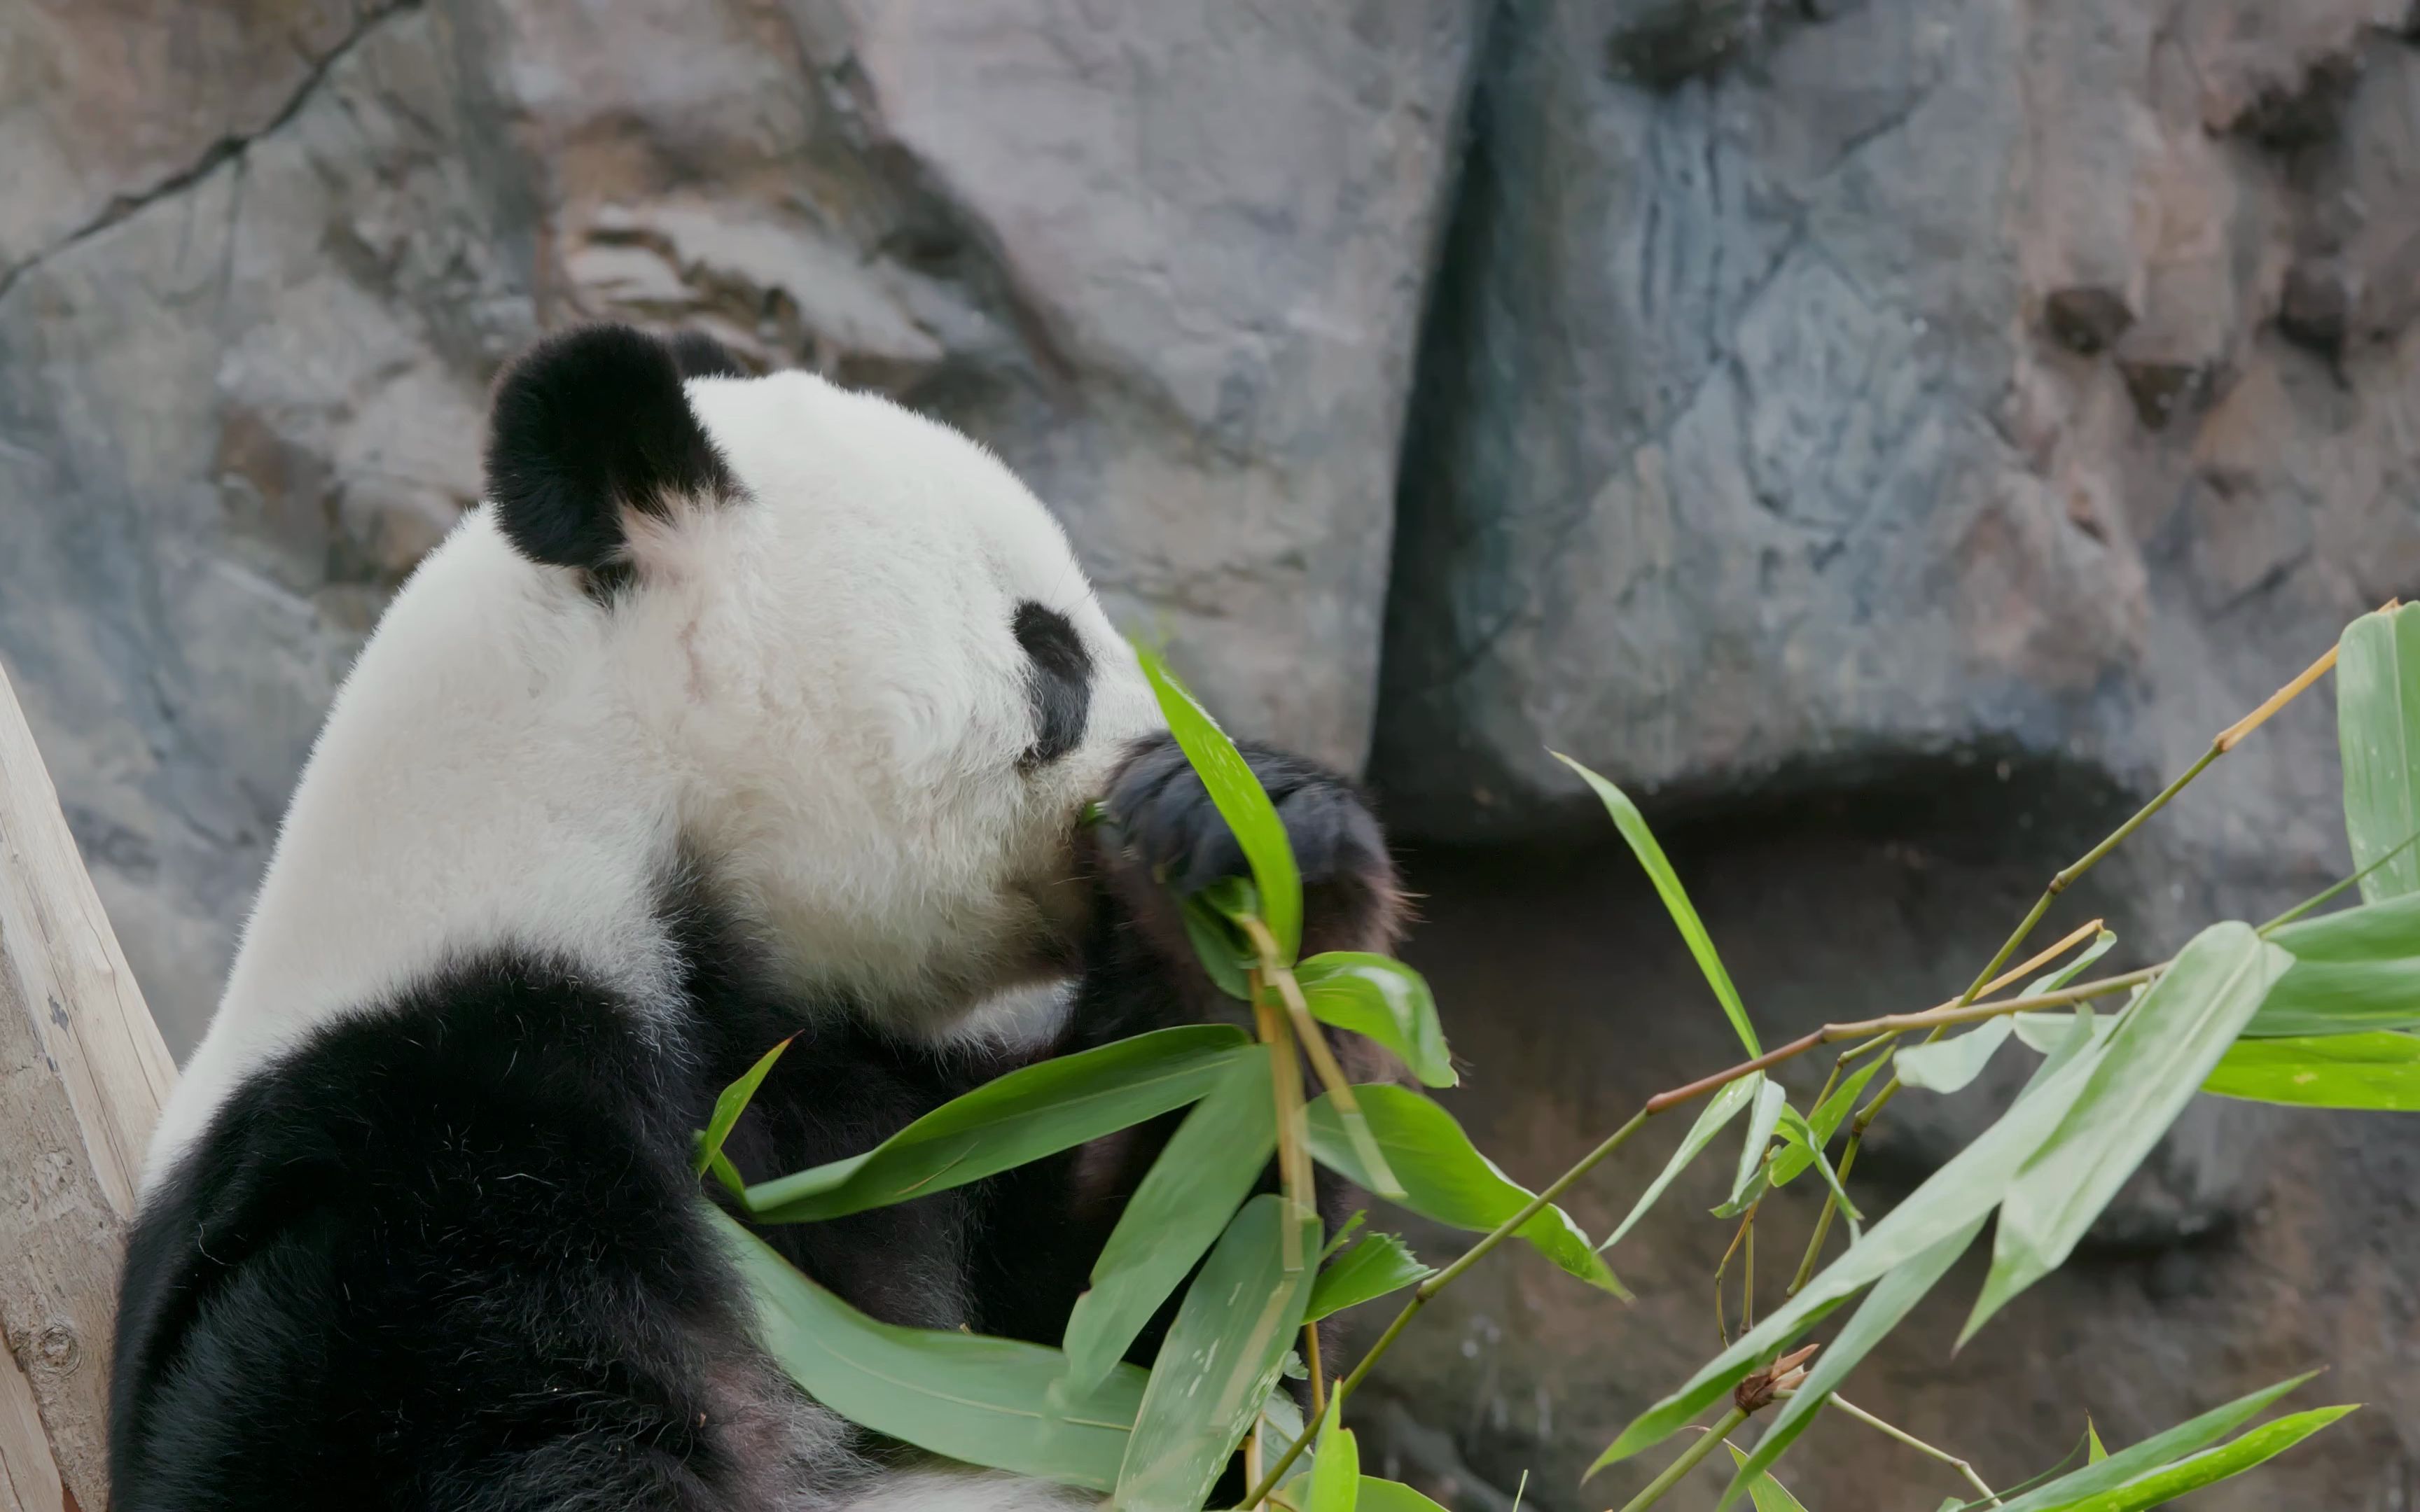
left=110, top=325, right=1402, bottom=1512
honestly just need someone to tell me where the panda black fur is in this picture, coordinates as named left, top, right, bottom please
left=111, top=326, right=1402, bottom=1512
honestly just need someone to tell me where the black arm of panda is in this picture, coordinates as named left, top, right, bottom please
left=966, top=732, right=1405, bottom=1370
left=1064, top=732, right=1407, bottom=1051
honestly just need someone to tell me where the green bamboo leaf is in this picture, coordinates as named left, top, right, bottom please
left=1181, top=893, right=1257, bottom=1000
left=1767, top=1055, right=1887, bottom=1188
left=1721, top=1443, right=1813, bottom=1512
left=1601, top=1074, right=1760, bottom=1255
left=693, top=1035, right=793, bottom=1177
left=2036, top=1406, right=2356, bottom=1511
left=1714, top=1219, right=1983, bottom=1508
left=1306, top=1400, right=1359, bottom=1512
left=1195, top=875, right=1266, bottom=936
left=1898, top=1018, right=2015, bottom=1095
left=2268, top=890, right=2420, bottom=960
left=2253, top=889, right=2420, bottom=1035
left=1592, top=1028, right=2110, bottom=1474
left=1772, top=1106, right=1863, bottom=1226
left=744, top=1027, right=1251, bottom=1223
left=1713, top=1077, right=1788, bottom=1217
left=1062, top=1051, right=1278, bottom=1390
left=1356, top=1479, right=1453, bottom=1512
left=2337, top=601, right=2420, bottom=903
left=1296, top=953, right=1456, bottom=1088
left=2242, top=955, right=2420, bottom=1037
left=1305, top=1085, right=1628, bottom=1298
left=1555, top=752, right=1760, bottom=1056
left=2202, top=1030, right=2420, bottom=1110
left=1994, top=932, right=2118, bottom=1059
left=709, top=1205, right=1146, bottom=1490
left=2251, top=883, right=2420, bottom=1040
left=1963, top=923, right=2293, bottom=1343
left=1321, top=1210, right=1366, bottom=1263
left=1985, top=1372, right=2320, bottom=1512
left=1115, top=1194, right=1319, bottom=1512
left=1587, top=1291, right=1861, bottom=1480
left=1267, top=978, right=1407, bottom=1203
left=2012, top=1010, right=2110, bottom=1055
left=1260, top=1390, right=1309, bottom=1475
left=2025, top=1004, right=2108, bottom=1088
left=1135, top=645, right=1302, bottom=962
left=1810, top=1055, right=1888, bottom=1138
left=1712, top=1175, right=1767, bottom=1220
left=1304, top=1231, right=1432, bottom=1323
left=2087, top=1420, right=2108, bottom=1462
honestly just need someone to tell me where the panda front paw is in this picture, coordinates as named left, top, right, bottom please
left=1096, top=733, right=1401, bottom=955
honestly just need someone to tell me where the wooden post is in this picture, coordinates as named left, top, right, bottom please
left=0, top=659, right=179, bottom=1512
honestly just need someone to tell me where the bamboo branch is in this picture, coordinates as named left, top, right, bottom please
left=1961, top=637, right=2339, bottom=1009
left=1240, top=915, right=1401, bottom=1200
left=2259, top=818, right=2420, bottom=933
left=1302, top=1324, right=1326, bottom=1420
left=1249, top=986, right=1314, bottom=1274
left=1613, top=1410, right=1749, bottom=1512
left=1785, top=631, right=2343, bottom=1290
left=1244, top=962, right=2165, bottom=1508
left=1823, top=1394, right=2001, bottom=1506
left=1644, top=964, right=2157, bottom=1116
left=1233, top=955, right=2169, bottom=1508
left=1237, top=1107, right=1651, bottom=1507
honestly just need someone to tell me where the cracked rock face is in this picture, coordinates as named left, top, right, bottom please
left=0, top=1, right=527, bottom=1045
left=1372, top=0, right=2420, bottom=863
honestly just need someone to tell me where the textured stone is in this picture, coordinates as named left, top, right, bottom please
left=2281, top=257, right=2356, bottom=354
left=2043, top=287, right=2136, bottom=356
left=1371, top=0, right=2419, bottom=862
left=0, top=0, right=394, bottom=283
left=0, top=2, right=529, bottom=1046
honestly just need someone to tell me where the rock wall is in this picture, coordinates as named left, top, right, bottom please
left=3, top=0, right=2417, bottom=1506
left=1375, top=0, right=2419, bottom=856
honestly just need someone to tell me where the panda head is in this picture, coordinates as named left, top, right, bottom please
left=479, top=324, right=1161, bottom=1023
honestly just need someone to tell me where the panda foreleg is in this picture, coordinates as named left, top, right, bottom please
left=964, top=732, right=1407, bottom=1376
left=1080, top=732, right=1406, bottom=1035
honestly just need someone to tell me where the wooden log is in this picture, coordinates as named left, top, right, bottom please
left=0, top=659, right=179, bottom=1511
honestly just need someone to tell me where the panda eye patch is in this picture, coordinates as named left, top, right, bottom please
left=1013, top=601, right=1092, bottom=771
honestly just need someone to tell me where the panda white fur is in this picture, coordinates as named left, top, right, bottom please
left=112, top=326, right=1401, bottom=1511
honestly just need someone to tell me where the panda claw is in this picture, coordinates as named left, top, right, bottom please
left=1101, top=733, right=1388, bottom=899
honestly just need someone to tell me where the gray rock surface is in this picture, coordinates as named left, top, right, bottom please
left=4, top=0, right=2419, bottom=1506
left=1, top=0, right=529, bottom=1049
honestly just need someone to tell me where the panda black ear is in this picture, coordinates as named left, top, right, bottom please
left=482, top=324, right=739, bottom=578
